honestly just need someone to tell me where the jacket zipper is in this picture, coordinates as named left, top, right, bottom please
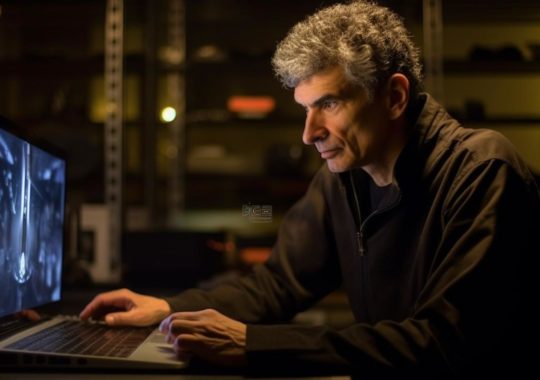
left=350, top=172, right=366, bottom=256
left=350, top=172, right=402, bottom=257
left=350, top=172, right=370, bottom=322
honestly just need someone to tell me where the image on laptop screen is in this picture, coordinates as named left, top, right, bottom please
left=0, top=127, right=66, bottom=318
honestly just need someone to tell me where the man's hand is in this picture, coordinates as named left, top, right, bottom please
left=159, top=309, right=247, bottom=367
left=79, top=288, right=171, bottom=326
left=15, top=309, right=41, bottom=321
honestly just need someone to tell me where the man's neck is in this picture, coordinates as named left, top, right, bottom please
left=362, top=165, right=394, bottom=187
left=362, top=119, right=410, bottom=186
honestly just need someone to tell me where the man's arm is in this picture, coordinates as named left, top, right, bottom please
left=81, top=166, right=341, bottom=327
left=165, top=166, right=342, bottom=323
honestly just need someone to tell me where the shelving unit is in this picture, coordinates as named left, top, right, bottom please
left=1, top=0, right=539, bottom=220
left=439, top=1, right=540, bottom=176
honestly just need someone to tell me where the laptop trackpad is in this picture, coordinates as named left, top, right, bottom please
left=130, top=329, right=188, bottom=367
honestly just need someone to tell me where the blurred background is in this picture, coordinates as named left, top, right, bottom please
left=1, top=0, right=540, bottom=324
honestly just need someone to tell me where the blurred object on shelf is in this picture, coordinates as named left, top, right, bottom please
left=497, top=45, right=525, bottom=61
left=528, top=43, right=540, bottom=61
left=239, top=247, right=272, bottom=265
left=192, top=44, right=228, bottom=63
left=227, top=95, right=276, bottom=119
left=79, top=204, right=121, bottom=284
left=235, top=233, right=275, bottom=267
left=469, top=44, right=525, bottom=62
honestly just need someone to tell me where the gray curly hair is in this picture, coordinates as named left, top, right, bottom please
left=272, top=0, right=423, bottom=100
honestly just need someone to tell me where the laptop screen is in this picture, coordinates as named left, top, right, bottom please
left=0, top=125, right=66, bottom=318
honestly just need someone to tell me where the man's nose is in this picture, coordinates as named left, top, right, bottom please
left=302, top=110, right=327, bottom=145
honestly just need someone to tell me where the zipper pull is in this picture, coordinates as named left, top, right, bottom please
left=356, top=231, right=365, bottom=256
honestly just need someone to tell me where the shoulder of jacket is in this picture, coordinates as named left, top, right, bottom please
left=451, top=127, right=531, bottom=178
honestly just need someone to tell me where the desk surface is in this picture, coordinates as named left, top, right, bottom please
left=1, top=374, right=350, bottom=380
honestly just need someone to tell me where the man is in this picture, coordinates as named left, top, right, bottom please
left=81, top=1, right=540, bottom=378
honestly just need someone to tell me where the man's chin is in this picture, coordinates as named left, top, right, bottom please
left=325, top=160, right=349, bottom=173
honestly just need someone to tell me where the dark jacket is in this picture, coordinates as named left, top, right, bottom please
left=167, top=94, right=540, bottom=378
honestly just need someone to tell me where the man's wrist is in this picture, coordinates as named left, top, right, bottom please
left=157, top=298, right=172, bottom=319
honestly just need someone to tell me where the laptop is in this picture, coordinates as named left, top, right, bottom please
left=0, top=120, right=186, bottom=370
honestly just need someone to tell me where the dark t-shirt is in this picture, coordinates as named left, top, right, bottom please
left=369, top=178, right=393, bottom=214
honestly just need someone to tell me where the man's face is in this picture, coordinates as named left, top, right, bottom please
left=294, top=66, right=389, bottom=173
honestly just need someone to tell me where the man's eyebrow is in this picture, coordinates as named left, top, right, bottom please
left=305, top=93, right=340, bottom=108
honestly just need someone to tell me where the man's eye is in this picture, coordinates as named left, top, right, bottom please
left=322, top=99, right=338, bottom=110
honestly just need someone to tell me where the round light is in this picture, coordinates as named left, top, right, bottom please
left=160, top=107, right=176, bottom=122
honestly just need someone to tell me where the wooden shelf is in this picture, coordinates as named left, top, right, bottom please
left=0, top=54, right=187, bottom=77
left=444, top=60, right=540, bottom=74
left=463, top=118, right=540, bottom=125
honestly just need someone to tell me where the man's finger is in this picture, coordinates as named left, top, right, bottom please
left=170, top=311, right=206, bottom=321
left=169, top=319, right=204, bottom=334
left=165, top=320, right=204, bottom=343
left=16, top=309, right=41, bottom=321
left=80, top=293, right=134, bottom=320
left=103, top=309, right=138, bottom=326
left=79, top=299, right=102, bottom=320
left=159, top=311, right=202, bottom=333
left=159, top=314, right=175, bottom=333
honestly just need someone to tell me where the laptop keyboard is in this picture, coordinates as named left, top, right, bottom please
left=0, top=318, right=47, bottom=341
left=6, top=320, right=155, bottom=358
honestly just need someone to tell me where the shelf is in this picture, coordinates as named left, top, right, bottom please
left=444, top=60, right=540, bottom=74
left=460, top=118, right=540, bottom=125
left=187, top=56, right=272, bottom=69
left=186, top=116, right=304, bottom=128
left=0, top=54, right=187, bottom=77
left=442, top=0, right=540, bottom=23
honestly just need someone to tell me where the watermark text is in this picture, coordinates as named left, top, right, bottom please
left=242, top=204, right=272, bottom=223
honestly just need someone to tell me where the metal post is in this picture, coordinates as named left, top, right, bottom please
left=104, top=0, right=123, bottom=282
left=144, top=0, right=157, bottom=222
left=423, top=0, right=444, bottom=102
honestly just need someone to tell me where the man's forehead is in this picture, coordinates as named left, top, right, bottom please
left=294, top=68, right=347, bottom=102
left=294, top=67, right=363, bottom=106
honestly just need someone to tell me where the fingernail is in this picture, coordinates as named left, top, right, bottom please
left=159, top=321, right=166, bottom=332
left=106, top=315, right=115, bottom=324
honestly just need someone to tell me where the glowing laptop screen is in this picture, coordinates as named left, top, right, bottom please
left=0, top=126, right=66, bottom=318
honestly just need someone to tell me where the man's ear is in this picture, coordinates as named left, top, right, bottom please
left=386, top=73, right=410, bottom=120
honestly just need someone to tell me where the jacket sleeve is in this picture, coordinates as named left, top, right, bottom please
left=244, top=160, right=540, bottom=378
left=165, top=166, right=342, bottom=323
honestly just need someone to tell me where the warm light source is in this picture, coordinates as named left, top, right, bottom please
left=227, top=96, right=275, bottom=118
left=160, top=106, right=176, bottom=122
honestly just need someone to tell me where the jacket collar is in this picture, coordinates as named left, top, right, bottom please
left=338, top=93, right=453, bottom=196
left=391, top=93, right=454, bottom=192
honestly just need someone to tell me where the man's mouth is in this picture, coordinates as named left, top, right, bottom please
left=319, top=149, right=340, bottom=159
